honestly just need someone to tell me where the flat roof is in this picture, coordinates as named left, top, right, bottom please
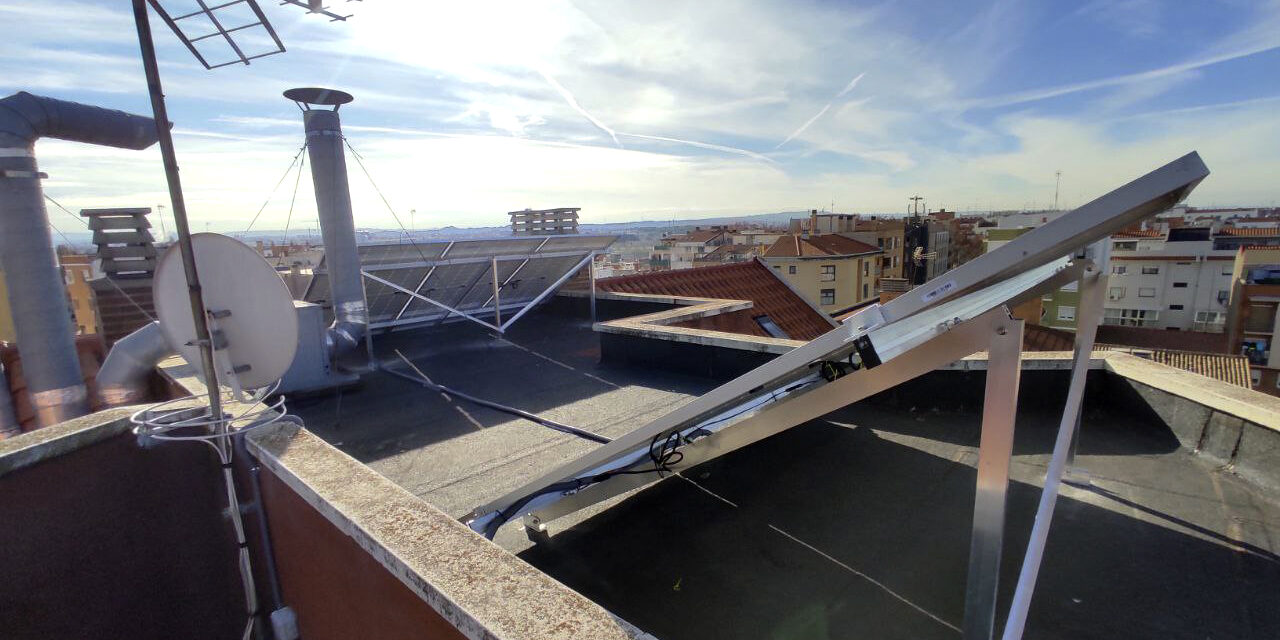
left=292, top=304, right=1280, bottom=638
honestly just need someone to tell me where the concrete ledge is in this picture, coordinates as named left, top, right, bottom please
left=0, top=406, right=138, bottom=477
left=246, top=423, right=653, bottom=640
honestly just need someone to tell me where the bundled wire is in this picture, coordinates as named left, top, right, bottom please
left=131, top=383, right=292, bottom=640
left=475, top=376, right=820, bottom=538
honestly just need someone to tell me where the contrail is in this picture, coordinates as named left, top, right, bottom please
left=618, top=131, right=776, bottom=164
left=538, top=68, right=621, bottom=147
left=775, top=103, right=831, bottom=149
left=776, top=71, right=865, bottom=149
left=836, top=72, right=866, bottom=98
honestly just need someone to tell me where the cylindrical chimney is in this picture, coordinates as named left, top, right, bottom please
left=0, top=92, right=159, bottom=426
left=286, top=88, right=367, bottom=359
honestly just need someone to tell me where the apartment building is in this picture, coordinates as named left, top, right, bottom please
left=650, top=227, right=731, bottom=270
left=762, top=234, right=882, bottom=314
left=1104, top=227, right=1235, bottom=332
left=1226, top=247, right=1280, bottom=392
left=58, top=253, right=101, bottom=336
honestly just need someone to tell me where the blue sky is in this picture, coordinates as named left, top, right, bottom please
left=1, top=0, right=1278, bottom=231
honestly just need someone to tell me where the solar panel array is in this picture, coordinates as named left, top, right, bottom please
left=304, top=236, right=616, bottom=330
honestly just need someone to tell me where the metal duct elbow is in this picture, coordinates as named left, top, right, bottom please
left=97, top=322, right=174, bottom=407
left=0, top=91, right=160, bottom=150
left=0, top=92, right=159, bottom=425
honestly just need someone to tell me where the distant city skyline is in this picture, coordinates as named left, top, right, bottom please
left=3, top=0, right=1279, bottom=233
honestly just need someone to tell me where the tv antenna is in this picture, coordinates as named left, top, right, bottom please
left=1054, top=170, right=1063, bottom=210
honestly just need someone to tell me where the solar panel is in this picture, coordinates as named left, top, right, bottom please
left=305, top=235, right=616, bottom=330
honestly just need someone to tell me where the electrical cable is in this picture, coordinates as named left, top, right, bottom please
left=476, top=377, right=819, bottom=538
left=388, top=350, right=610, bottom=444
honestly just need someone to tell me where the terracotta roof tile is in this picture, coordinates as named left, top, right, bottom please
left=1217, top=227, right=1280, bottom=237
left=597, top=260, right=834, bottom=340
left=1022, top=325, right=1249, bottom=387
left=1112, top=229, right=1163, bottom=238
left=763, top=234, right=880, bottom=258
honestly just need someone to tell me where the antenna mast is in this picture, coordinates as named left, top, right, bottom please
left=1054, top=170, right=1062, bottom=210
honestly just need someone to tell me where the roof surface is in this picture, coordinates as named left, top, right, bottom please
left=597, top=260, right=834, bottom=340
left=1218, top=227, right=1280, bottom=237
left=763, top=233, right=881, bottom=258
left=669, top=229, right=727, bottom=244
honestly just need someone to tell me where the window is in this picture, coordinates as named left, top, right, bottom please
left=819, top=265, right=836, bottom=282
left=1141, top=266, right=1159, bottom=275
left=1108, top=287, right=1125, bottom=300
left=788, top=265, right=796, bottom=274
left=772, top=265, right=781, bottom=269
left=1245, top=304, right=1277, bottom=333
left=863, top=283, right=870, bottom=299
left=1251, top=369, right=1262, bottom=386
left=1168, top=304, right=1184, bottom=310
left=1172, top=282, right=1188, bottom=288
left=1113, top=241, right=1137, bottom=250
left=1057, top=306, right=1076, bottom=321
left=1138, top=287, right=1156, bottom=297
left=1223, top=269, right=1233, bottom=276
left=1217, top=290, right=1229, bottom=304
left=754, top=315, right=788, bottom=339
left=862, top=261, right=869, bottom=277
left=1104, top=308, right=1160, bottom=327
left=820, top=289, right=836, bottom=305
left=1111, top=265, right=1127, bottom=275
left=1194, top=311, right=1226, bottom=332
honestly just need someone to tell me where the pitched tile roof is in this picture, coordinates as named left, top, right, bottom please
left=1144, top=349, right=1252, bottom=388
left=1217, top=226, right=1280, bottom=237
left=1021, top=325, right=1249, bottom=387
left=1112, top=229, right=1164, bottom=238
left=597, top=260, right=835, bottom=340
left=763, top=234, right=881, bottom=258
left=668, top=229, right=728, bottom=243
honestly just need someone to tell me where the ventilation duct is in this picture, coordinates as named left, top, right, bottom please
left=97, top=322, right=174, bottom=406
left=0, top=92, right=159, bottom=426
left=286, top=87, right=367, bottom=360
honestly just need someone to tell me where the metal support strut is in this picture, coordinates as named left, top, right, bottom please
left=963, top=316, right=1024, bottom=640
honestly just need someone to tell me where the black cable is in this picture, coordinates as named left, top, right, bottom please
left=477, top=378, right=818, bottom=538
left=387, top=351, right=611, bottom=444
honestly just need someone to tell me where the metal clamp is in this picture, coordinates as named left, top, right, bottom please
left=0, top=170, right=47, bottom=179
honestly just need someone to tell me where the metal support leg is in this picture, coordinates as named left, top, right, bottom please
left=1001, top=260, right=1106, bottom=640
left=589, top=257, right=597, bottom=324
left=491, top=256, right=502, bottom=327
left=963, top=315, right=1024, bottom=640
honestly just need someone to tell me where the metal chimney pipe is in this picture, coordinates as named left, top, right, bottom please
left=287, top=88, right=367, bottom=358
left=0, top=92, right=158, bottom=425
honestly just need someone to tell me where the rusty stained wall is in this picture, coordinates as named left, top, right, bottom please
left=0, top=431, right=244, bottom=639
left=257, top=467, right=469, bottom=640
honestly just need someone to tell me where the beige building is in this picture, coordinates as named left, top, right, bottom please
left=0, top=252, right=100, bottom=344
left=762, top=234, right=883, bottom=315
left=59, top=253, right=100, bottom=336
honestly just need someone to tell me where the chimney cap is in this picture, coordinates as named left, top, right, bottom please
left=284, top=87, right=354, bottom=108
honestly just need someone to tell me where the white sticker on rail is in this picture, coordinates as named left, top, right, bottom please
left=920, top=279, right=957, bottom=303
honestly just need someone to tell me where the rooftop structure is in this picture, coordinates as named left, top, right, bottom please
left=509, top=208, right=581, bottom=236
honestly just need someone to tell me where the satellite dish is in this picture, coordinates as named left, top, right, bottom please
left=153, top=233, right=299, bottom=392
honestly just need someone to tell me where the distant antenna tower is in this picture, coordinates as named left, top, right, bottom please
left=909, top=195, right=924, bottom=216
left=156, top=203, right=168, bottom=242
left=1054, top=170, right=1062, bottom=210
